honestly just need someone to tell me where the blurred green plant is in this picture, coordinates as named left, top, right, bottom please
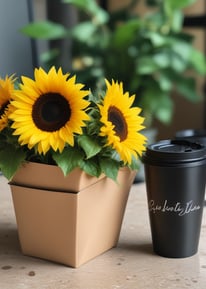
left=22, top=0, right=206, bottom=127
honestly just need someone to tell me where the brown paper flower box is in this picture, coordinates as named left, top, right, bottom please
left=10, top=162, right=136, bottom=267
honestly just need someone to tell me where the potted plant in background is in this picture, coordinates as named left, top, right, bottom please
left=0, top=67, right=146, bottom=267
left=22, top=0, right=206, bottom=130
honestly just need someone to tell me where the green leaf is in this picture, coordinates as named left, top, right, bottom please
left=155, top=104, right=173, bottom=124
left=172, top=41, right=192, bottom=63
left=99, top=158, right=119, bottom=182
left=0, top=146, right=26, bottom=180
left=71, top=22, right=97, bottom=42
left=79, top=158, right=101, bottom=177
left=137, top=57, right=159, bottom=74
left=169, top=51, right=188, bottom=73
left=129, top=155, right=141, bottom=171
left=189, top=48, right=206, bottom=75
left=63, top=0, right=108, bottom=24
left=144, top=31, right=167, bottom=46
left=40, top=49, right=60, bottom=64
left=170, top=10, right=183, bottom=32
left=157, top=73, right=172, bottom=91
left=140, top=84, right=173, bottom=124
left=113, top=19, right=141, bottom=48
left=153, top=52, right=171, bottom=68
left=175, top=77, right=201, bottom=102
left=52, top=147, right=84, bottom=176
left=153, top=94, right=173, bottom=124
left=164, top=0, right=196, bottom=12
left=21, top=21, right=68, bottom=39
left=78, top=135, right=102, bottom=159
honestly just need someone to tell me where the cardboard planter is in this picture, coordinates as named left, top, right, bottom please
left=10, top=162, right=136, bottom=268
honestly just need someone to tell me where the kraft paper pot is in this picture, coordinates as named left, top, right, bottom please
left=10, top=162, right=136, bottom=268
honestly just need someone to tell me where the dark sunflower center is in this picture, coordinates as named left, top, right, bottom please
left=108, top=106, right=128, bottom=141
left=32, top=93, right=71, bottom=132
left=0, top=101, right=9, bottom=117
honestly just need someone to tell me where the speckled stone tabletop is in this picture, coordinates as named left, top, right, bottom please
left=0, top=176, right=206, bottom=289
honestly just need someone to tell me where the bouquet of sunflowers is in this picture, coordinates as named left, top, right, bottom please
left=0, top=66, right=147, bottom=181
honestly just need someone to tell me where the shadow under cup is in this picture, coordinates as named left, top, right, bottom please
left=142, top=140, right=206, bottom=258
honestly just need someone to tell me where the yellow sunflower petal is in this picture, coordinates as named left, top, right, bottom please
left=0, top=75, right=16, bottom=131
left=99, top=79, right=147, bottom=164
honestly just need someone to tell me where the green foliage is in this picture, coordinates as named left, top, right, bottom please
left=99, top=157, right=119, bottom=182
left=79, top=158, right=102, bottom=178
left=52, top=142, right=127, bottom=181
left=52, top=146, right=84, bottom=176
left=22, top=0, right=206, bottom=127
left=77, top=135, right=102, bottom=159
left=62, top=0, right=108, bottom=24
left=0, top=130, right=27, bottom=180
left=163, top=0, right=197, bottom=11
left=0, top=146, right=26, bottom=180
left=21, top=21, right=68, bottom=39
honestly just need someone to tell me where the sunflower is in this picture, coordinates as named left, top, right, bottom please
left=98, top=79, right=146, bottom=164
left=9, top=67, right=90, bottom=154
left=0, top=75, right=15, bottom=131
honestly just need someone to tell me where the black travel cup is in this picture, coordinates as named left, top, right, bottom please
left=142, top=139, right=206, bottom=258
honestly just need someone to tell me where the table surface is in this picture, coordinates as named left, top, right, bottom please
left=0, top=175, right=206, bottom=289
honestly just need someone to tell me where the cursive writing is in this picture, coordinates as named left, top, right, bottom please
left=148, top=199, right=201, bottom=216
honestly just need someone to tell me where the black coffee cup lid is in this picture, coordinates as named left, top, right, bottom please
left=142, top=139, right=206, bottom=164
